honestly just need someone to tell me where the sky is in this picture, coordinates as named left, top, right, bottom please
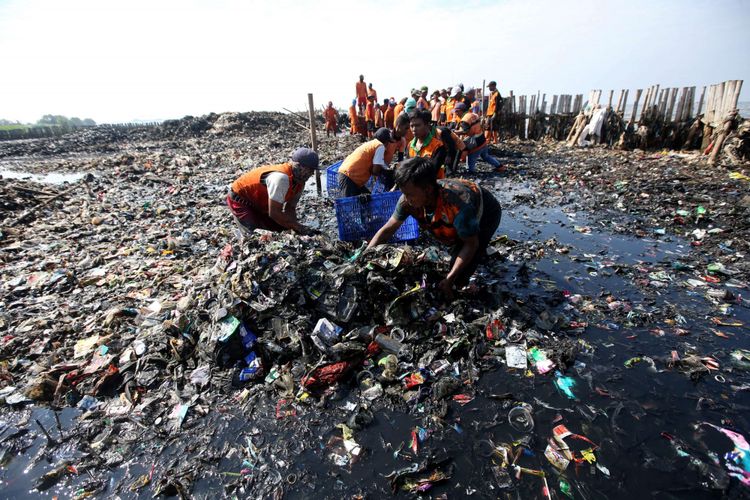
left=0, top=0, right=748, bottom=124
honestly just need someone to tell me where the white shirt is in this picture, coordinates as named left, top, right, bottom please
left=265, top=172, right=291, bottom=203
left=373, top=144, right=386, bottom=167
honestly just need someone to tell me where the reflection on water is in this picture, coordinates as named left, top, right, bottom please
left=0, top=169, right=87, bottom=184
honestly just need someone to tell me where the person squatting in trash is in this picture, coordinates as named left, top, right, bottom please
left=366, top=156, right=502, bottom=299
left=407, top=109, right=466, bottom=178
left=227, top=147, right=322, bottom=235
left=452, top=102, right=503, bottom=173
left=337, top=127, right=398, bottom=197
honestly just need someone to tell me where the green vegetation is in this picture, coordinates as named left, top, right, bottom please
left=0, top=115, right=97, bottom=129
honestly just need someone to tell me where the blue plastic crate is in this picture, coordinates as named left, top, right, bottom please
left=325, top=160, right=386, bottom=199
left=334, top=191, right=419, bottom=242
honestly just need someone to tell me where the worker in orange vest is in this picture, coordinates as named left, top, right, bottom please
left=364, top=95, right=376, bottom=138
left=366, top=156, right=503, bottom=299
left=367, top=83, right=377, bottom=101
left=407, top=109, right=466, bottom=178
left=453, top=102, right=502, bottom=173
left=355, top=75, right=368, bottom=113
left=227, top=148, right=322, bottom=235
left=485, top=80, right=503, bottom=144
left=348, top=99, right=358, bottom=136
left=323, top=101, right=339, bottom=137
left=338, top=128, right=397, bottom=197
left=374, top=100, right=385, bottom=129
left=384, top=99, right=396, bottom=130
left=393, top=98, right=406, bottom=119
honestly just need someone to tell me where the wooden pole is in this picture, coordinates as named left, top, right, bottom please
left=622, top=89, right=629, bottom=116
left=666, top=88, right=678, bottom=122
left=697, top=85, right=706, bottom=116
left=481, top=79, right=486, bottom=116
left=674, top=88, right=686, bottom=122
left=608, top=90, right=614, bottom=108
left=630, top=89, right=643, bottom=123
left=307, top=93, right=321, bottom=196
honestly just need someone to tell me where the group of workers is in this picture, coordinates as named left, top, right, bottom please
left=227, top=76, right=505, bottom=299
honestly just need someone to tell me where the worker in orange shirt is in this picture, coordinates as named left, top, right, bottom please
left=338, top=127, right=397, bottom=197
left=355, top=75, right=368, bottom=113
left=407, top=109, right=466, bottom=178
left=348, top=99, right=358, bottom=135
left=323, top=101, right=339, bottom=137
left=485, top=81, right=503, bottom=144
left=453, top=102, right=502, bottom=173
left=365, top=95, right=376, bottom=138
left=384, top=112, right=410, bottom=166
left=393, top=98, right=407, bottom=119
left=384, top=99, right=396, bottom=130
left=374, top=101, right=385, bottom=129
left=430, top=91, right=442, bottom=125
left=227, top=148, right=322, bottom=235
left=367, top=83, right=377, bottom=102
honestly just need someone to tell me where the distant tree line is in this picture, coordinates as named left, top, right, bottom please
left=36, top=115, right=96, bottom=127
left=0, top=115, right=97, bottom=127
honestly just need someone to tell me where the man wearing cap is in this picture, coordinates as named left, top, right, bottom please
left=227, top=148, right=321, bottom=235
left=338, top=128, right=397, bottom=197
left=485, top=81, right=503, bottom=144
left=445, top=87, right=462, bottom=129
left=384, top=99, right=396, bottom=130
left=453, top=103, right=502, bottom=173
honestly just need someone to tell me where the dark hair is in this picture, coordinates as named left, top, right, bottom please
left=395, top=156, right=438, bottom=189
left=407, top=109, right=432, bottom=126
left=394, top=112, right=410, bottom=128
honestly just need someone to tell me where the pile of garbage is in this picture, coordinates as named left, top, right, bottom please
left=1, top=111, right=749, bottom=497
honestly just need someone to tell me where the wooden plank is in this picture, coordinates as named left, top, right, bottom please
left=666, top=88, right=678, bottom=122
left=551, top=95, right=558, bottom=115
left=608, top=90, right=614, bottom=109
left=630, top=89, right=643, bottom=123
left=697, top=85, right=706, bottom=117
left=542, top=93, right=547, bottom=113
left=674, top=88, right=686, bottom=122
left=730, top=80, right=743, bottom=110
left=307, top=93, right=321, bottom=196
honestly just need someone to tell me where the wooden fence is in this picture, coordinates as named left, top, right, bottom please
left=488, top=79, right=743, bottom=150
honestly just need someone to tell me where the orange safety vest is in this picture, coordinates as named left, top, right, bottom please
left=418, top=179, right=482, bottom=245
left=384, top=107, right=395, bottom=129
left=365, top=102, right=375, bottom=121
left=445, top=98, right=456, bottom=124
left=393, top=103, right=405, bottom=118
left=348, top=106, right=358, bottom=132
left=461, top=112, right=483, bottom=137
left=231, top=163, right=303, bottom=211
left=408, top=128, right=446, bottom=179
left=486, top=90, right=499, bottom=116
left=339, top=139, right=383, bottom=187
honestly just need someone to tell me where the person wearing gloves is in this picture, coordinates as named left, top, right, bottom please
left=366, top=156, right=502, bottom=299
left=227, top=147, right=322, bottom=235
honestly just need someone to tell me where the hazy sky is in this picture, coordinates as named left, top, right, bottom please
left=1, top=0, right=748, bottom=123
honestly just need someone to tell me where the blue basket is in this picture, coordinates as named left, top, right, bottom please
left=326, top=160, right=386, bottom=199
left=334, top=191, right=419, bottom=242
